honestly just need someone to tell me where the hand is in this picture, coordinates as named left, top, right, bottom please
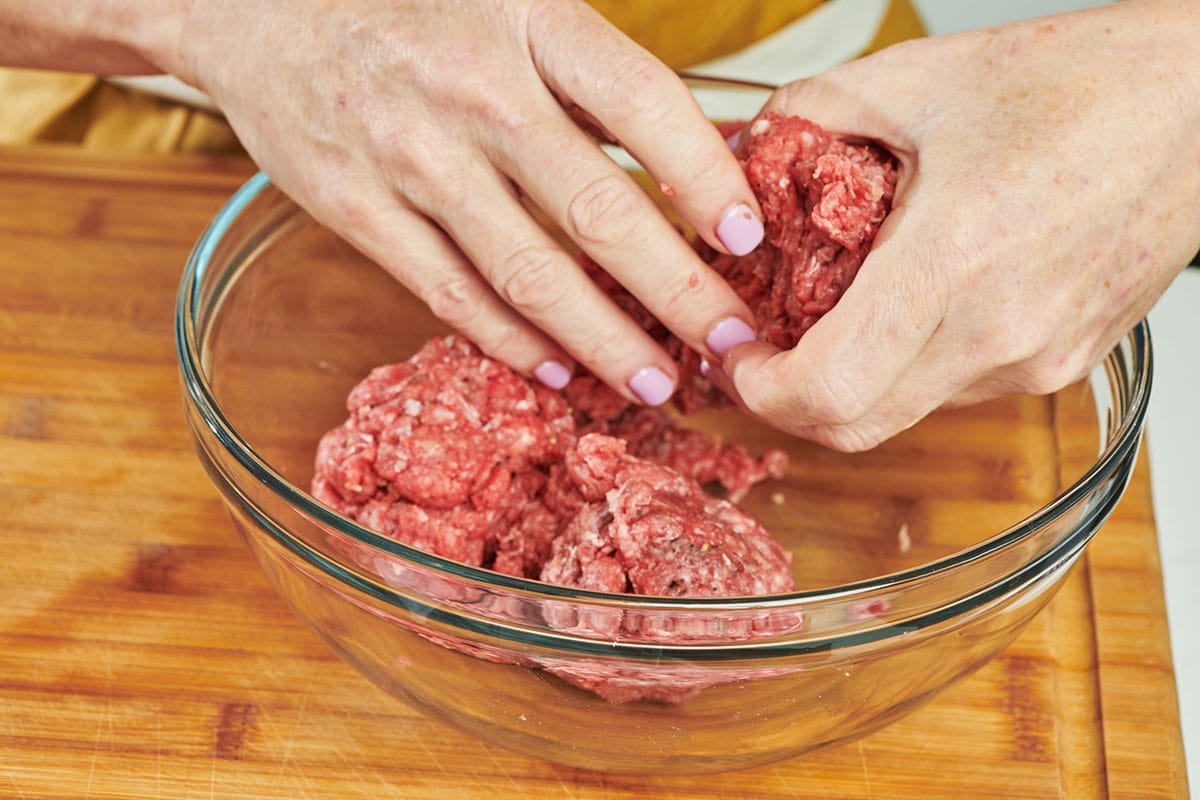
left=166, top=0, right=764, bottom=405
left=720, top=0, right=1200, bottom=451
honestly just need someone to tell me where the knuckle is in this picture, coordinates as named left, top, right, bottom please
left=1019, top=369, right=1068, bottom=398
left=655, top=266, right=712, bottom=322
left=376, top=124, right=488, bottom=215
left=455, top=79, right=533, bottom=142
left=478, top=320, right=529, bottom=364
left=984, top=313, right=1056, bottom=371
left=422, top=274, right=487, bottom=330
left=565, top=172, right=642, bottom=248
left=572, top=325, right=634, bottom=369
left=982, top=326, right=1028, bottom=366
left=602, top=53, right=674, bottom=127
left=669, top=143, right=729, bottom=197
left=395, top=151, right=474, bottom=214
left=494, top=245, right=571, bottom=314
left=1020, top=349, right=1090, bottom=396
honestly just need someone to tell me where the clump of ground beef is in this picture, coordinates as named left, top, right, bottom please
left=313, top=336, right=790, bottom=587
left=541, top=434, right=792, bottom=597
left=311, top=111, right=896, bottom=704
left=563, top=375, right=785, bottom=503
left=724, top=111, right=897, bottom=348
left=312, top=335, right=574, bottom=572
left=586, top=111, right=899, bottom=413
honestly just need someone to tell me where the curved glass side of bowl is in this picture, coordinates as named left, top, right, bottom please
left=175, top=154, right=1149, bottom=773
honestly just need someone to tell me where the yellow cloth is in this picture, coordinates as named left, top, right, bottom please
left=592, top=0, right=924, bottom=68
left=0, top=69, right=240, bottom=153
left=0, top=0, right=924, bottom=155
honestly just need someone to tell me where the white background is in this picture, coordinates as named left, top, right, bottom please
left=911, top=0, right=1115, bottom=34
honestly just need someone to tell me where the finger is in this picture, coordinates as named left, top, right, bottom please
left=942, top=376, right=1021, bottom=410
left=489, top=99, right=760, bottom=378
left=526, top=3, right=766, bottom=258
left=697, top=351, right=760, bottom=416
left=730, top=326, right=970, bottom=453
left=939, top=325, right=1109, bottom=411
left=325, top=182, right=577, bottom=391
left=724, top=207, right=950, bottom=448
left=413, top=151, right=686, bottom=406
left=787, top=308, right=1041, bottom=450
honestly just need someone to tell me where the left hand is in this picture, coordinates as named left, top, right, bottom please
left=720, top=0, right=1200, bottom=451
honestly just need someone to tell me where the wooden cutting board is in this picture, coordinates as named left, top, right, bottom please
left=0, top=144, right=1187, bottom=799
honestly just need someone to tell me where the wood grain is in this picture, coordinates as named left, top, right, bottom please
left=0, top=143, right=1187, bottom=799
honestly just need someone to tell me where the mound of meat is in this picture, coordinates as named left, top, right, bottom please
left=311, top=112, right=897, bottom=703
left=587, top=111, right=899, bottom=412
left=726, top=111, right=896, bottom=346
left=541, top=434, right=793, bottom=597
left=313, top=336, right=790, bottom=588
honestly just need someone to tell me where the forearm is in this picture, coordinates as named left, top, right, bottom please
left=0, top=0, right=186, bottom=74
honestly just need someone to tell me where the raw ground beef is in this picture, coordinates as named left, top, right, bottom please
left=563, top=375, right=785, bottom=503
left=587, top=111, right=899, bottom=413
left=312, top=335, right=574, bottom=573
left=726, top=111, right=897, bottom=348
left=540, top=434, right=792, bottom=597
left=313, top=336, right=790, bottom=588
left=310, top=111, right=895, bottom=704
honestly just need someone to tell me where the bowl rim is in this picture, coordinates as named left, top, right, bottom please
left=176, top=171, right=1152, bottom=615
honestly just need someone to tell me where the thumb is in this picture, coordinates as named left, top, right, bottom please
left=723, top=199, right=952, bottom=450
left=759, top=47, right=926, bottom=151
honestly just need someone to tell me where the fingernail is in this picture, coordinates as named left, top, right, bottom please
left=716, top=204, right=764, bottom=256
left=534, top=360, right=572, bottom=390
left=725, top=130, right=742, bottom=151
left=628, top=366, right=675, bottom=406
left=705, top=316, right=756, bottom=358
left=699, top=358, right=712, bottom=379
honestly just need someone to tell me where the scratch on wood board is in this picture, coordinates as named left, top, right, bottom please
left=858, top=740, right=874, bottom=798
left=2, top=773, right=29, bottom=800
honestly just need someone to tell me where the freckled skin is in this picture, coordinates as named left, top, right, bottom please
left=714, top=0, right=1200, bottom=451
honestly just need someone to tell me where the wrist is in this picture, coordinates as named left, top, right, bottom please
left=0, top=0, right=189, bottom=75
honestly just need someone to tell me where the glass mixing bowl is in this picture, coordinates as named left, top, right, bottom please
left=176, top=78, right=1150, bottom=774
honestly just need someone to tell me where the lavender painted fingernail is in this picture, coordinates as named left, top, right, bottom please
left=716, top=203, right=764, bottom=256
left=725, top=129, right=742, bottom=151
left=705, top=316, right=756, bottom=358
left=628, top=366, right=675, bottom=406
left=534, top=360, right=572, bottom=390
left=699, top=358, right=713, bottom=379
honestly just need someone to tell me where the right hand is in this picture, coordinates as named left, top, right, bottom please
left=166, top=0, right=766, bottom=404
